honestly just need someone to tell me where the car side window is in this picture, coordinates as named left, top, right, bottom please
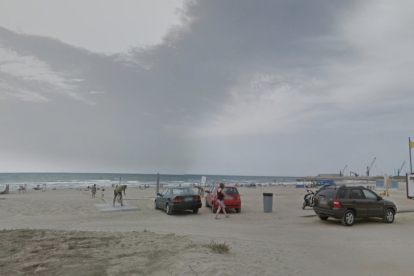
left=350, top=189, right=364, bottom=199
left=161, top=189, right=169, bottom=196
left=338, top=189, right=347, bottom=199
left=362, top=189, right=378, bottom=200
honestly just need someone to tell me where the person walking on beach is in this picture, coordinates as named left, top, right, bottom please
left=215, top=183, right=229, bottom=219
left=101, top=188, right=105, bottom=198
left=113, top=185, right=127, bottom=207
left=91, top=184, right=97, bottom=198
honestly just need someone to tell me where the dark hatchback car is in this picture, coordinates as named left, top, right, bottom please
left=313, top=185, right=397, bottom=226
left=155, top=187, right=202, bottom=215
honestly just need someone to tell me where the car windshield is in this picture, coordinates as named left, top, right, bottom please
left=171, top=188, right=195, bottom=195
left=224, top=187, right=239, bottom=194
left=317, top=187, right=336, bottom=198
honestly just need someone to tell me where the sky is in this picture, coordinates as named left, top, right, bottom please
left=0, top=0, right=413, bottom=177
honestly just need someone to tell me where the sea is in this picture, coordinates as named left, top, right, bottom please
left=0, top=173, right=301, bottom=190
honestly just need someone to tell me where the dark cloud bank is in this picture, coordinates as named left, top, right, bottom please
left=0, top=0, right=413, bottom=176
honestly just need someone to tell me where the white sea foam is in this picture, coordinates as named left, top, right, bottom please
left=0, top=174, right=300, bottom=191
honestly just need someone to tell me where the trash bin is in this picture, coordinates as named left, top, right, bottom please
left=263, top=193, right=273, bottom=213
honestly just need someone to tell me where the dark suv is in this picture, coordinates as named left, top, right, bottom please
left=312, top=185, right=397, bottom=226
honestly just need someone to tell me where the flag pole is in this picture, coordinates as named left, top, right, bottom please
left=410, top=137, right=413, bottom=174
left=156, top=173, right=160, bottom=195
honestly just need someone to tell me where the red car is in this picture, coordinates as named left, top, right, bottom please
left=205, top=184, right=241, bottom=213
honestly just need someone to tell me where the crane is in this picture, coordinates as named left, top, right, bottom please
left=340, top=165, right=348, bottom=177
left=350, top=172, right=359, bottom=177
left=366, top=157, right=376, bottom=176
left=397, top=161, right=406, bottom=176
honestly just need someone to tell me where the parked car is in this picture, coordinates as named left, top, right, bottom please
left=313, top=185, right=397, bottom=226
left=205, top=184, right=241, bottom=213
left=155, top=187, right=202, bottom=215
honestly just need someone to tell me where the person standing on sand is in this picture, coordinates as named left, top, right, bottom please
left=91, top=184, right=97, bottom=198
left=101, top=188, right=105, bottom=198
left=113, top=185, right=127, bottom=207
left=215, top=183, right=230, bottom=219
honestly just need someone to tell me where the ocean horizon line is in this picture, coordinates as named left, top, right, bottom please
left=0, top=172, right=304, bottom=178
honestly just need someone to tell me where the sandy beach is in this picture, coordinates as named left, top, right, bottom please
left=1, top=186, right=414, bottom=276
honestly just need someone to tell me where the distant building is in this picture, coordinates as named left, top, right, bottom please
left=317, top=174, right=341, bottom=177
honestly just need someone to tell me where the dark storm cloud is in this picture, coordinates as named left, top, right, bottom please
left=110, top=0, right=363, bottom=141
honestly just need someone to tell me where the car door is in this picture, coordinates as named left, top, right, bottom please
left=156, top=189, right=164, bottom=208
left=205, top=187, right=212, bottom=205
left=209, top=187, right=217, bottom=206
left=155, top=191, right=162, bottom=208
left=165, top=189, right=172, bottom=206
left=349, top=188, right=369, bottom=217
left=158, top=189, right=170, bottom=208
left=362, top=189, right=383, bottom=217
left=336, top=188, right=351, bottom=207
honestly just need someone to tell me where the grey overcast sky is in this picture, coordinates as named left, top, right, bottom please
left=0, top=0, right=413, bottom=176
left=0, top=0, right=185, bottom=53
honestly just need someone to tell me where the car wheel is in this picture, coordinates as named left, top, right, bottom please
left=341, top=210, right=355, bottom=226
left=166, top=204, right=173, bottom=215
left=193, top=208, right=199, bottom=214
left=382, top=208, right=395, bottom=223
left=235, top=208, right=241, bottom=213
left=154, top=200, right=159, bottom=210
left=317, top=213, right=328, bottom=220
left=212, top=203, right=217, bottom=213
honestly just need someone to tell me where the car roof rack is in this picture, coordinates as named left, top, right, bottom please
left=319, top=184, right=346, bottom=190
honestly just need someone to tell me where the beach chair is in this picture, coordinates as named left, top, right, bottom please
left=2, top=184, right=10, bottom=194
